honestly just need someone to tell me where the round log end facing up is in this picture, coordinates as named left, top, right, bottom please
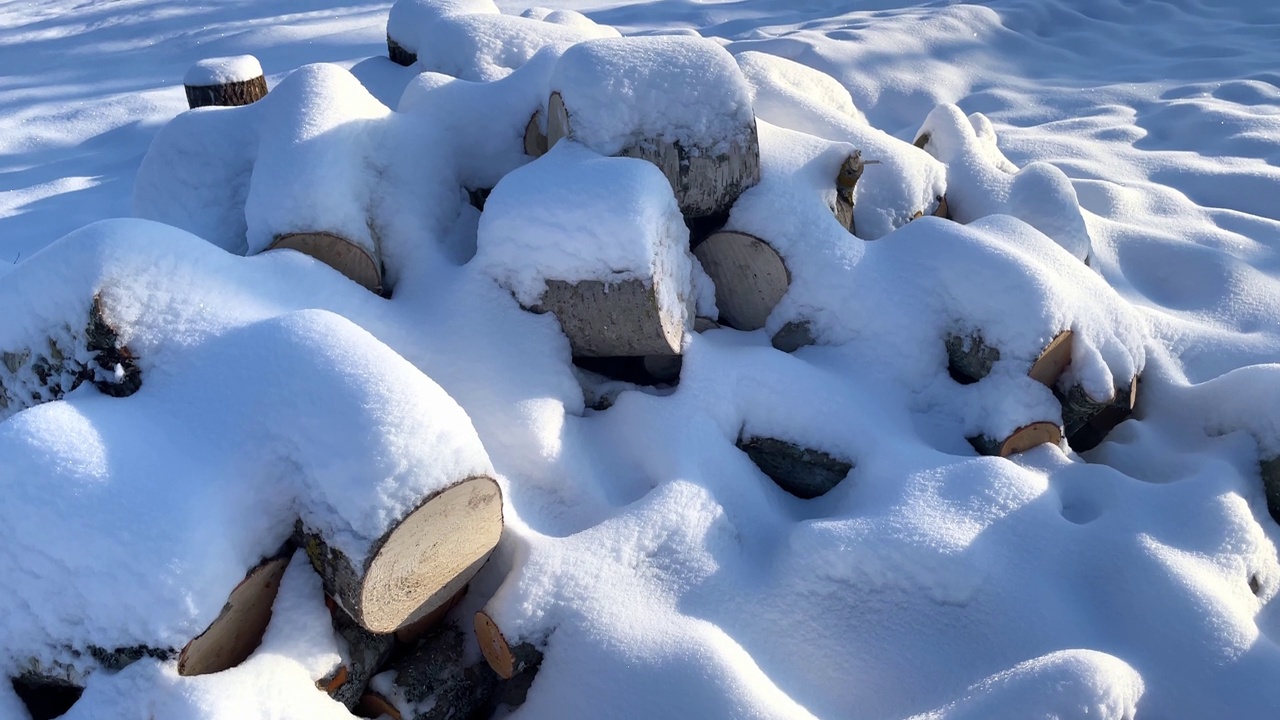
left=178, top=552, right=293, bottom=676
left=693, top=231, right=789, bottom=332
left=1000, top=422, right=1062, bottom=457
left=360, top=476, right=504, bottom=634
left=184, top=76, right=268, bottom=110
left=387, top=35, right=417, bottom=67
left=1028, top=330, right=1073, bottom=388
left=268, top=232, right=383, bottom=294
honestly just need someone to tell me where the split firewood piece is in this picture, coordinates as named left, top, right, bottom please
left=524, top=110, right=547, bottom=157
left=298, top=476, right=503, bottom=635
left=177, top=549, right=294, bottom=676
left=771, top=320, right=816, bottom=353
left=946, top=330, right=1074, bottom=387
left=737, top=436, right=854, bottom=499
left=183, top=55, right=269, bottom=109
left=546, top=36, right=761, bottom=222
left=1058, top=376, right=1139, bottom=452
left=319, top=600, right=397, bottom=710
left=473, top=610, right=545, bottom=682
left=537, top=279, right=686, bottom=357
left=692, top=231, right=790, bottom=332
left=1262, top=456, right=1280, bottom=525
left=387, top=34, right=417, bottom=67
left=970, top=421, right=1063, bottom=458
left=0, top=294, right=141, bottom=422
left=268, top=232, right=383, bottom=295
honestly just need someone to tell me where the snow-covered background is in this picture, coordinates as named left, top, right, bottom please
left=3, top=0, right=1280, bottom=718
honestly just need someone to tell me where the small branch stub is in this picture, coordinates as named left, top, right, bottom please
left=268, top=232, right=383, bottom=295
left=183, top=55, right=268, bottom=109
left=834, top=152, right=877, bottom=234
left=693, top=231, right=789, bottom=332
left=970, top=421, right=1062, bottom=458
left=738, top=436, right=853, bottom=499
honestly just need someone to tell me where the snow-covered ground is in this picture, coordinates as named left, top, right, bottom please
left=2, top=0, right=1280, bottom=718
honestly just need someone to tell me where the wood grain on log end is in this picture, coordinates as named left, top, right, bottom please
left=473, top=611, right=545, bottom=682
left=524, top=110, right=548, bottom=158
left=387, top=35, right=417, bottom=66
left=1028, top=330, right=1073, bottom=387
left=771, top=320, right=815, bottom=353
left=737, top=436, right=853, bottom=499
left=539, top=279, right=686, bottom=358
left=268, top=232, right=382, bottom=294
left=178, top=550, right=293, bottom=676
left=971, top=422, right=1062, bottom=458
left=693, top=231, right=789, bottom=332
left=184, top=76, right=268, bottom=109
left=545, top=92, right=569, bottom=151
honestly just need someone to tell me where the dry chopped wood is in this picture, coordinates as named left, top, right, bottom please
left=693, top=231, right=789, bottom=331
left=535, top=279, right=687, bottom=358
left=970, top=421, right=1062, bottom=458
left=268, top=232, right=383, bottom=294
left=178, top=549, right=293, bottom=676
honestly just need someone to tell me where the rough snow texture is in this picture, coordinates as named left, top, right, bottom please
left=6, top=0, right=1280, bottom=718
left=917, top=103, right=1092, bottom=261
left=183, top=54, right=264, bottom=86
left=474, top=140, right=693, bottom=327
left=549, top=35, right=756, bottom=156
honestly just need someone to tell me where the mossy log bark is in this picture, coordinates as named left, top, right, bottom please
left=546, top=91, right=761, bottom=222
left=0, top=295, right=141, bottom=422
left=969, top=421, right=1062, bottom=458
left=693, top=231, right=789, bottom=332
left=297, top=476, right=503, bottom=635
left=737, top=436, right=853, bottom=499
left=184, top=76, right=268, bottom=109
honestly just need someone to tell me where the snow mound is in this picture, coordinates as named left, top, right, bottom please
left=474, top=140, right=692, bottom=317
left=183, top=55, right=264, bottom=86
left=917, top=103, right=1092, bottom=261
left=735, top=50, right=867, bottom=131
left=549, top=35, right=755, bottom=156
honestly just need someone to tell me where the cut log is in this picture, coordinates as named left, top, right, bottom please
left=771, top=320, right=816, bottom=353
left=383, top=622, right=501, bottom=720
left=545, top=90, right=761, bottom=221
left=946, top=330, right=1073, bottom=388
left=535, top=279, right=686, bottom=358
left=692, top=231, right=789, bottom=332
left=1059, top=375, right=1138, bottom=452
left=178, top=549, right=293, bottom=676
left=183, top=56, right=268, bottom=109
left=523, top=110, right=547, bottom=158
left=298, top=476, right=504, bottom=635
left=933, top=194, right=951, bottom=220
left=473, top=611, right=545, bottom=682
left=388, top=34, right=417, bottom=67
left=694, top=317, right=721, bottom=333
left=0, top=295, right=141, bottom=422
left=737, top=436, right=853, bottom=499
left=268, top=232, right=383, bottom=295
left=320, top=600, right=397, bottom=710
left=394, top=584, right=469, bottom=646
left=970, top=421, right=1062, bottom=458
left=1262, top=456, right=1280, bottom=526
left=833, top=151, right=878, bottom=234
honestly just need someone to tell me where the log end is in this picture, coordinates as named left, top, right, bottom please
left=693, top=231, right=789, bottom=332
left=474, top=610, right=516, bottom=680
left=178, top=551, right=292, bottom=676
left=360, top=476, right=504, bottom=634
left=268, top=232, right=383, bottom=294
left=971, top=421, right=1063, bottom=458
left=1028, top=330, right=1073, bottom=387
left=524, top=110, right=548, bottom=158
left=546, top=91, right=569, bottom=150
left=540, top=279, right=686, bottom=358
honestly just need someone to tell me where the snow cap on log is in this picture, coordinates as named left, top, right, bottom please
left=547, top=35, right=761, bottom=219
left=184, top=55, right=268, bottom=109
left=474, top=140, right=694, bottom=357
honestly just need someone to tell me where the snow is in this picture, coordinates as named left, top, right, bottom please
left=549, top=35, right=756, bottom=156
left=183, top=55, right=265, bottom=86
left=3, top=0, right=1280, bottom=718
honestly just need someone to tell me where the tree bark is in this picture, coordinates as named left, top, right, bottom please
left=319, top=599, right=397, bottom=710
left=833, top=151, right=871, bottom=234
left=297, top=476, right=504, bottom=635
left=268, top=232, right=383, bottom=295
left=185, top=76, right=268, bottom=109
left=692, top=231, right=789, bottom=332
left=387, top=34, right=417, bottom=67
left=737, top=436, right=853, bottom=499
left=533, top=279, right=687, bottom=358
left=969, top=421, right=1062, bottom=458
left=946, top=330, right=1073, bottom=387
left=1059, top=375, right=1138, bottom=452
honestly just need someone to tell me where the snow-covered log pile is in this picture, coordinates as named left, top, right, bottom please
left=9, top=0, right=1280, bottom=718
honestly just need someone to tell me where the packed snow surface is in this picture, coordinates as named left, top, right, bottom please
left=2, top=0, right=1280, bottom=719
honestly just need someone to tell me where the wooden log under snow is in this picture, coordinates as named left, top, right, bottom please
left=1058, top=376, right=1138, bottom=452
left=534, top=279, right=686, bottom=358
left=946, top=330, right=1073, bottom=387
left=268, top=232, right=384, bottom=295
left=319, top=599, right=397, bottom=710
left=473, top=611, right=545, bottom=682
left=970, top=421, right=1062, bottom=458
left=178, top=549, right=293, bottom=676
left=692, top=231, right=789, bottom=332
left=0, top=295, right=141, bottom=421
left=771, top=320, right=816, bottom=353
left=298, top=476, right=503, bottom=635
left=184, top=56, right=268, bottom=109
left=1262, top=456, right=1280, bottom=526
left=545, top=91, right=761, bottom=221
left=737, top=436, right=853, bottom=499
left=382, top=622, right=503, bottom=720
left=833, top=151, right=873, bottom=234
left=388, top=34, right=417, bottom=67
left=524, top=110, right=547, bottom=158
